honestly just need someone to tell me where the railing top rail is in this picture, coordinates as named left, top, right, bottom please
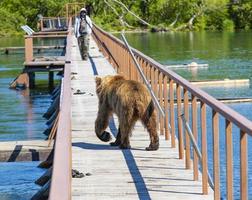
left=93, top=24, right=252, bottom=135
left=25, top=34, right=68, bottom=38
left=49, top=18, right=72, bottom=200
left=41, top=17, right=67, bottom=20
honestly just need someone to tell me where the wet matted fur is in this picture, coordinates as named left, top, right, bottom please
left=95, top=75, right=159, bottom=151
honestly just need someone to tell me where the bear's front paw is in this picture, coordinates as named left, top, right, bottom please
left=98, top=131, right=112, bottom=142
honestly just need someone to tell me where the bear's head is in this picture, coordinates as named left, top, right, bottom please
left=95, top=75, right=125, bottom=99
left=95, top=76, right=103, bottom=99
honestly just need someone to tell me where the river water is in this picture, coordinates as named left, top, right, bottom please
left=0, top=36, right=64, bottom=199
left=0, top=31, right=251, bottom=199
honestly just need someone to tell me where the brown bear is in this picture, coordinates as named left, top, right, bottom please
left=95, top=75, right=159, bottom=151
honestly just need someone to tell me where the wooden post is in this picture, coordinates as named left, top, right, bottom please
left=159, top=72, right=164, bottom=135
left=176, top=84, right=183, bottom=159
left=164, top=75, right=169, bottom=140
left=49, top=71, right=54, bottom=91
left=192, top=95, right=198, bottom=180
left=28, top=72, right=35, bottom=89
left=25, top=36, right=33, bottom=62
left=184, top=88, right=191, bottom=169
left=212, top=110, right=220, bottom=200
left=240, top=130, right=248, bottom=200
left=201, top=102, right=208, bottom=194
left=226, top=120, right=233, bottom=200
left=169, top=79, right=175, bottom=148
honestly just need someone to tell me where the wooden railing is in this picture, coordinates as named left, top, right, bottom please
left=24, top=33, right=68, bottom=63
left=92, top=25, right=252, bottom=200
left=48, top=19, right=72, bottom=200
left=40, top=17, right=68, bottom=32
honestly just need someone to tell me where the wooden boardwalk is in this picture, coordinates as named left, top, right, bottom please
left=71, top=35, right=214, bottom=199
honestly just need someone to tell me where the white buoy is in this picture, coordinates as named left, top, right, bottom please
left=188, top=62, right=198, bottom=67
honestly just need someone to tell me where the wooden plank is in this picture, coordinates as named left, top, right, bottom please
left=0, top=140, right=52, bottom=162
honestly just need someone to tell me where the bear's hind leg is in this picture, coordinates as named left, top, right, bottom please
left=119, top=119, right=136, bottom=149
left=110, top=127, right=121, bottom=146
left=142, top=114, right=159, bottom=151
left=95, top=110, right=112, bottom=142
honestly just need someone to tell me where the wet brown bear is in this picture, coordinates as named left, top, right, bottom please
left=95, top=75, right=159, bottom=151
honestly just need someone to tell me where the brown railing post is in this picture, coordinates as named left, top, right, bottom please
left=201, top=102, right=208, bottom=194
left=159, top=72, right=164, bottom=135
left=212, top=110, right=220, bottom=200
left=226, top=120, right=233, bottom=200
left=25, top=36, right=33, bottom=62
left=176, top=84, right=184, bottom=159
left=164, top=75, right=170, bottom=140
left=169, top=79, right=175, bottom=148
left=184, top=88, right=191, bottom=169
left=192, top=95, right=198, bottom=180
left=240, top=130, right=248, bottom=200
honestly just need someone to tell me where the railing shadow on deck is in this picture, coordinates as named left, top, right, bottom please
left=88, top=56, right=98, bottom=75
left=108, top=116, right=151, bottom=200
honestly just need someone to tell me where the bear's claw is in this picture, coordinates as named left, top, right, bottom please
left=98, top=131, right=112, bottom=142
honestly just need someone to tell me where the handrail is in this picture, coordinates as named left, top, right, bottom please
left=92, top=24, right=251, bottom=199
left=93, top=24, right=252, bottom=135
left=181, top=114, right=214, bottom=189
left=48, top=18, right=72, bottom=200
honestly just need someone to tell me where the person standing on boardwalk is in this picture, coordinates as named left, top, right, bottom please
left=75, top=8, right=92, bottom=60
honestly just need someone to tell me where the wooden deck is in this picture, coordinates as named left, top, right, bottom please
left=71, top=35, right=214, bottom=199
left=0, top=140, right=52, bottom=162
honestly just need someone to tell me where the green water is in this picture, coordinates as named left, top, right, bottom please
left=120, top=31, right=252, bottom=99
left=123, top=31, right=252, bottom=80
left=0, top=37, right=64, bottom=141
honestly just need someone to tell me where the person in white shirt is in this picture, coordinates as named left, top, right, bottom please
left=74, top=8, right=93, bottom=60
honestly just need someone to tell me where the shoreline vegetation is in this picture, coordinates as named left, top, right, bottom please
left=0, top=0, right=252, bottom=36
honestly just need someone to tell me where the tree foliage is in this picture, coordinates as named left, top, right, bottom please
left=0, top=0, right=251, bottom=35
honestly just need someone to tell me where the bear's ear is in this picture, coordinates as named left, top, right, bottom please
left=95, top=76, right=102, bottom=87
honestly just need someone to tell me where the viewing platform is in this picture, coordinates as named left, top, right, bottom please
left=6, top=6, right=251, bottom=199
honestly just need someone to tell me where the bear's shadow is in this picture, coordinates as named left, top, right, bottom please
left=73, top=141, right=117, bottom=150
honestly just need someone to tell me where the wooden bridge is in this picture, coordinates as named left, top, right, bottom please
left=17, top=4, right=252, bottom=200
